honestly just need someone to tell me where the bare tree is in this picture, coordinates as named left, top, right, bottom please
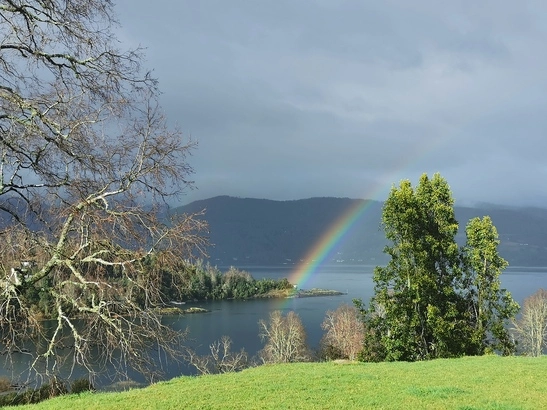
left=184, top=336, right=250, bottom=375
left=258, top=310, right=310, bottom=364
left=513, top=289, right=547, bottom=357
left=0, top=1, right=206, bottom=384
left=320, top=304, right=364, bottom=361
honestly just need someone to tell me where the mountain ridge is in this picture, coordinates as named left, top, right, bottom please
left=174, top=196, right=547, bottom=267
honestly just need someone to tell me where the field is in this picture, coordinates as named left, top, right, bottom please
left=10, top=355, right=547, bottom=410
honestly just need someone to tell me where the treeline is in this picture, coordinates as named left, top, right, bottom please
left=159, top=262, right=293, bottom=301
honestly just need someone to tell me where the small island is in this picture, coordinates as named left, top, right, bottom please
left=156, top=281, right=344, bottom=315
left=158, top=263, right=345, bottom=308
left=257, top=287, right=344, bottom=299
left=155, top=306, right=210, bottom=315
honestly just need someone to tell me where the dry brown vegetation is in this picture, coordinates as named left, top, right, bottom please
left=320, top=304, right=364, bottom=361
left=513, top=289, right=547, bottom=356
left=258, top=310, right=311, bottom=364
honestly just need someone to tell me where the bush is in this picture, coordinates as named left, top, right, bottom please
left=0, top=392, right=19, bottom=407
left=0, top=377, right=68, bottom=406
left=0, top=376, right=12, bottom=392
left=319, top=343, right=345, bottom=361
left=259, top=310, right=311, bottom=363
left=184, top=336, right=251, bottom=375
left=35, top=377, right=68, bottom=401
left=320, top=304, right=364, bottom=361
left=71, top=377, right=95, bottom=394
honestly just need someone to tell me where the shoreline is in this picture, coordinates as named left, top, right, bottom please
left=157, top=287, right=345, bottom=315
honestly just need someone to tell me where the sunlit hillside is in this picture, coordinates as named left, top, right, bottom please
left=13, top=355, right=547, bottom=410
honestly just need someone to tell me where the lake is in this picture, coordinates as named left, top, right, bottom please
left=167, top=264, right=547, bottom=379
left=4, top=264, right=547, bottom=387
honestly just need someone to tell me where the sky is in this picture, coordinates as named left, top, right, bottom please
left=115, top=1, right=547, bottom=207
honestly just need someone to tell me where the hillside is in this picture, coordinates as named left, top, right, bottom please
left=175, top=196, right=547, bottom=267
left=15, top=356, right=547, bottom=409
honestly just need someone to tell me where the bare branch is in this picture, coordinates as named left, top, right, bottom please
left=258, top=311, right=311, bottom=364
left=0, top=0, right=206, bottom=387
left=185, top=336, right=250, bottom=375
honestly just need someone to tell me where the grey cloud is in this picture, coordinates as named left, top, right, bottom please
left=116, top=0, right=547, bottom=206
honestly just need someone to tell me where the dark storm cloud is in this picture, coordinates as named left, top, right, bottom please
left=115, top=0, right=547, bottom=206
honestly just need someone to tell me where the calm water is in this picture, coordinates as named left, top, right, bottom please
left=171, top=265, right=547, bottom=378
left=4, top=265, right=547, bottom=387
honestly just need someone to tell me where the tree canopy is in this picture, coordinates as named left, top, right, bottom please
left=361, top=173, right=518, bottom=361
left=0, top=0, right=206, bottom=383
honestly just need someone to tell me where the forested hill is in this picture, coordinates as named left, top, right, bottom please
left=174, top=196, right=547, bottom=267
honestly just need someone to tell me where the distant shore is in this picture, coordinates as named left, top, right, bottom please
left=156, top=287, right=344, bottom=315
left=284, top=288, right=345, bottom=298
left=245, top=286, right=344, bottom=299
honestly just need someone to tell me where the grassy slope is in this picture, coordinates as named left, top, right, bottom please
left=12, top=356, right=547, bottom=410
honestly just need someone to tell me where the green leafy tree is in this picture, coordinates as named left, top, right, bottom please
left=364, top=173, right=518, bottom=361
left=463, top=216, right=519, bottom=354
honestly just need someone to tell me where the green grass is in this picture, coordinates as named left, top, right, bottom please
left=8, top=355, right=547, bottom=410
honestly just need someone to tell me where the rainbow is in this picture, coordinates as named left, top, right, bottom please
left=287, top=137, right=454, bottom=289
left=287, top=197, right=377, bottom=289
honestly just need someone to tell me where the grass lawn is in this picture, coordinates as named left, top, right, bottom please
left=9, top=355, right=547, bottom=410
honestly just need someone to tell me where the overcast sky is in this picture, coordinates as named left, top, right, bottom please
left=115, top=1, right=547, bottom=207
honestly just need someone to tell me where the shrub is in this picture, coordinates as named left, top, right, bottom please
left=320, top=304, right=364, bottom=361
left=35, top=377, right=68, bottom=401
left=0, top=392, right=19, bottom=407
left=185, top=336, right=251, bottom=375
left=0, top=377, right=68, bottom=406
left=259, top=310, right=311, bottom=363
left=512, top=289, right=547, bottom=356
left=71, top=377, right=95, bottom=394
left=0, top=376, right=12, bottom=392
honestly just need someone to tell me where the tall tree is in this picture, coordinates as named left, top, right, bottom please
left=365, top=173, right=517, bottom=361
left=0, top=1, right=205, bottom=384
left=463, top=216, right=519, bottom=354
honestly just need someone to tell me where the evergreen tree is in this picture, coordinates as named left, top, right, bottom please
left=463, top=216, right=519, bottom=354
left=364, top=173, right=518, bottom=361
